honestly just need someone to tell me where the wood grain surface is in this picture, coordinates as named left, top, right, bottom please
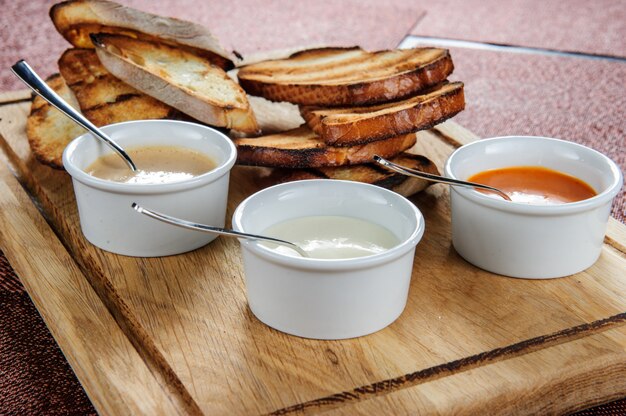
left=0, top=90, right=624, bottom=415
left=0, top=113, right=183, bottom=414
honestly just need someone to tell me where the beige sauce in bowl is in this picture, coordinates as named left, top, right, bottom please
left=86, top=146, right=216, bottom=184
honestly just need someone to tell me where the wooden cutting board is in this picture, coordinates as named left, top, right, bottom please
left=0, top=89, right=624, bottom=416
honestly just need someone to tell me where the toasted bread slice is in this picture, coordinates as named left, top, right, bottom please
left=26, top=74, right=86, bottom=169
left=237, top=47, right=454, bottom=106
left=58, top=48, right=186, bottom=126
left=91, top=34, right=259, bottom=134
left=50, top=0, right=235, bottom=69
left=271, top=153, right=439, bottom=197
left=301, top=82, right=465, bottom=146
left=234, top=126, right=416, bottom=168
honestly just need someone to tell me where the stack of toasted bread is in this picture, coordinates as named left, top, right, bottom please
left=27, top=0, right=258, bottom=168
left=234, top=47, right=465, bottom=196
left=25, top=0, right=464, bottom=198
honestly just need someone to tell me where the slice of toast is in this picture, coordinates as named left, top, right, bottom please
left=58, top=48, right=186, bottom=126
left=234, top=126, right=416, bottom=168
left=50, top=0, right=235, bottom=69
left=237, top=47, right=454, bottom=106
left=271, top=153, right=439, bottom=197
left=91, top=34, right=259, bottom=134
left=26, top=73, right=86, bottom=169
left=300, top=82, right=465, bottom=146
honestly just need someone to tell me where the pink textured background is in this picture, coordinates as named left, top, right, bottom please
left=0, top=0, right=424, bottom=91
left=412, top=0, right=626, bottom=57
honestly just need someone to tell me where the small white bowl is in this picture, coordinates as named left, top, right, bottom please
left=232, top=180, right=425, bottom=340
left=63, top=120, right=236, bottom=257
left=444, top=136, right=623, bottom=279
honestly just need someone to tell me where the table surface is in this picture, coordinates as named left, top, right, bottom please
left=1, top=0, right=624, bottom=414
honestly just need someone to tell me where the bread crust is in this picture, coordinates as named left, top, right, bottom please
left=235, top=126, right=416, bottom=168
left=58, top=48, right=185, bottom=126
left=238, top=47, right=454, bottom=106
left=50, top=0, right=235, bottom=69
left=301, top=82, right=465, bottom=145
left=91, top=34, right=259, bottom=133
left=271, top=153, right=439, bottom=197
left=26, top=74, right=86, bottom=169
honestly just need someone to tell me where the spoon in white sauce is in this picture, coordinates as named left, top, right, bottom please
left=132, top=203, right=310, bottom=258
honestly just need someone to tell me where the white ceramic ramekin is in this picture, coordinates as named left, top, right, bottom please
left=63, top=120, right=236, bottom=257
left=444, top=136, right=623, bottom=279
left=232, top=180, right=425, bottom=340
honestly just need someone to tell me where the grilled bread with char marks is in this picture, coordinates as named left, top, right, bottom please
left=26, top=74, right=86, bottom=169
left=237, top=47, right=453, bottom=106
left=234, top=126, right=416, bottom=168
left=58, top=48, right=185, bottom=126
left=300, top=82, right=465, bottom=146
left=50, top=0, right=235, bottom=69
left=91, top=33, right=259, bottom=133
left=271, top=153, right=439, bottom=197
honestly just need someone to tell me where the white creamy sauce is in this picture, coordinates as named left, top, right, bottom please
left=261, top=216, right=399, bottom=259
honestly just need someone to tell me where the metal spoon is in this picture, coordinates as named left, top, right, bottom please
left=11, top=60, right=137, bottom=171
left=373, top=155, right=512, bottom=201
left=132, top=203, right=310, bottom=258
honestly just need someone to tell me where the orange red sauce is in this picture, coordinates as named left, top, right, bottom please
left=468, top=166, right=597, bottom=204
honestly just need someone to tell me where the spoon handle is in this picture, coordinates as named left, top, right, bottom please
left=11, top=60, right=137, bottom=171
left=132, top=203, right=310, bottom=258
left=373, top=155, right=512, bottom=201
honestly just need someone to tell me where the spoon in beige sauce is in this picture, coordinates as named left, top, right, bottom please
left=11, top=60, right=138, bottom=171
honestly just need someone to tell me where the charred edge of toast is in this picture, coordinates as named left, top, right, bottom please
left=269, top=153, right=438, bottom=190
left=27, top=73, right=71, bottom=169
left=236, top=146, right=330, bottom=169
left=29, top=102, right=56, bottom=117
left=65, top=73, right=110, bottom=89
left=26, top=108, right=65, bottom=169
left=83, top=92, right=142, bottom=111
left=238, top=51, right=454, bottom=106
left=368, top=153, right=439, bottom=189
left=346, top=105, right=465, bottom=145
left=307, top=85, right=465, bottom=146
left=32, top=149, right=65, bottom=170
left=371, top=154, right=438, bottom=188
left=287, top=46, right=363, bottom=60
left=370, top=171, right=410, bottom=189
left=342, top=51, right=454, bottom=106
left=50, top=3, right=234, bottom=70
left=268, top=165, right=413, bottom=187
left=76, top=91, right=187, bottom=121
left=236, top=132, right=417, bottom=169
left=164, top=110, right=198, bottom=122
left=27, top=147, right=64, bottom=169
left=29, top=106, right=48, bottom=117
left=270, top=168, right=329, bottom=183
left=272, top=168, right=410, bottom=189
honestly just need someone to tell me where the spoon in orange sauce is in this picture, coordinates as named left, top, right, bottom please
left=375, top=156, right=597, bottom=205
left=374, top=155, right=513, bottom=201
